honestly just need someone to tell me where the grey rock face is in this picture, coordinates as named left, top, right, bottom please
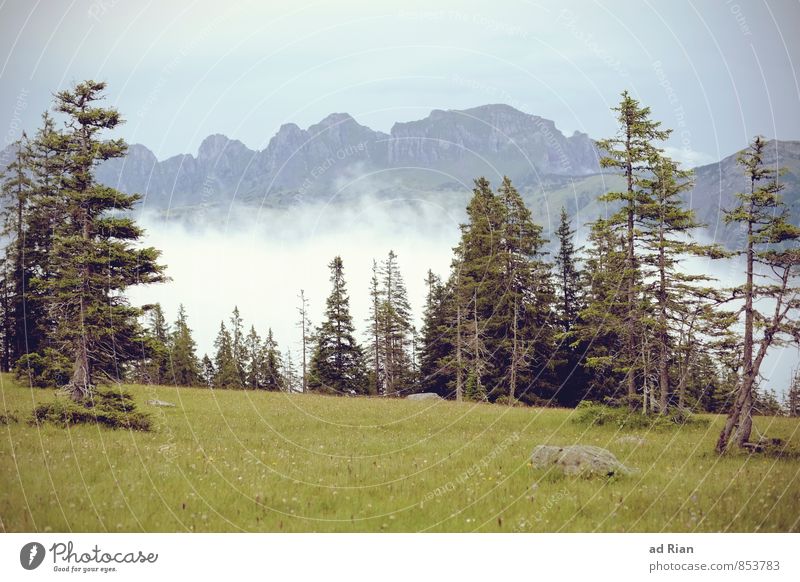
left=86, top=104, right=600, bottom=209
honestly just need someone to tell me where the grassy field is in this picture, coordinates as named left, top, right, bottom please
left=1, top=373, right=799, bottom=533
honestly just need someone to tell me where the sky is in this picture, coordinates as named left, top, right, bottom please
left=1, top=0, right=799, bottom=165
left=1, top=0, right=799, bottom=393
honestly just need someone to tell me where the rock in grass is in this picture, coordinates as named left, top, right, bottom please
left=615, top=435, right=646, bottom=446
left=146, top=399, right=176, bottom=408
left=406, top=393, right=443, bottom=401
left=531, top=445, right=633, bottom=477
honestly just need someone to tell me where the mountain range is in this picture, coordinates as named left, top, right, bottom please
left=2, top=103, right=798, bottom=244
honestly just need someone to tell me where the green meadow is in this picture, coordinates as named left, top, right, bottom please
left=1, top=374, right=799, bottom=533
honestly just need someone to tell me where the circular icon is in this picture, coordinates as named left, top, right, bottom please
left=20, top=542, right=46, bottom=570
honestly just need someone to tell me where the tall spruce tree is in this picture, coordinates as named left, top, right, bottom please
left=638, top=155, right=723, bottom=413
left=262, top=328, right=284, bottom=391
left=142, top=303, right=170, bottom=384
left=554, top=207, right=581, bottom=332
left=213, top=321, right=241, bottom=388
left=716, top=136, right=800, bottom=452
left=43, top=80, right=165, bottom=399
left=596, top=91, right=670, bottom=405
left=572, top=219, right=629, bottom=400
left=309, top=256, right=367, bottom=394
left=378, top=250, right=413, bottom=396
left=170, top=304, right=200, bottom=386
left=244, top=325, right=264, bottom=389
left=0, top=135, right=33, bottom=370
left=497, top=176, right=554, bottom=403
left=417, top=270, right=453, bottom=396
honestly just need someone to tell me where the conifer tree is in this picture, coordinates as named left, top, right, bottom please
left=309, top=256, right=367, bottom=394
left=297, top=290, right=311, bottom=393
left=378, top=250, right=413, bottom=396
left=716, top=136, right=800, bottom=452
left=262, top=328, right=284, bottom=391
left=0, top=135, right=33, bottom=370
left=638, top=155, right=723, bottom=413
left=170, top=304, right=200, bottom=386
left=554, top=207, right=581, bottom=332
left=596, top=91, right=670, bottom=404
left=417, top=270, right=453, bottom=396
left=229, top=306, right=246, bottom=386
left=201, top=354, right=215, bottom=388
left=497, top=176, right=554, bottom=403
left=572, top=219, right=629, bottom=400
left=244, top=325, right=263, bottom=389
left=143, top=303, right=170, bottom=384
left=43, top=80, right=165, bottom=399
left=365, top=259, right=382, bottom=394
left=213, top=321, right=241, bottom=388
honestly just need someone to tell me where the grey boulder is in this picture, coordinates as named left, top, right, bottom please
left=531, top=445, right=633, bottom=477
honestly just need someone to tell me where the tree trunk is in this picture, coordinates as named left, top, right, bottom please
left=657, top=226, right=669, bottom=414
left=625, top=133, right=637, bottom=407
left=509, top=298, right=518, bottom=405
left=455, top=302, right=463, bottom=402
left=717, top=200, right=755, bottom=452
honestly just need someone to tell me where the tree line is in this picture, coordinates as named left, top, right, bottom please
left=1, top=82, right=799, bottom=453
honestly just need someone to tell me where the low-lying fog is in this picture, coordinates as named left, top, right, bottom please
left=129, top=200, right=798, bottom=397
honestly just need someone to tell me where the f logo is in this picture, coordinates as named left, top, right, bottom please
left=20, top=542, right=46, bottom=570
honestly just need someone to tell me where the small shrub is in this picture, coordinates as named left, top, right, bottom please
left=0, top=412, right=19, bottom=425
left=31, top=387, right=151, bottom=431
left=572, top=401, right=708, bottom=430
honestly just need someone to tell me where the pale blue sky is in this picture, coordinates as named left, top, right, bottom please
left=1, top=0, right=799, bottom=164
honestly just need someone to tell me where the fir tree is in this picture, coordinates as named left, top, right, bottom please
left=308, top=256, right=367, bottom=394
left=262, top=328, right=284, bottom=391
left=716, top=136, right=800, bottom=452
left=554, top=207, right=581, bottom=332
left=43, top=80, right=166, bottom=400
left=0, top=135, right=33, bottom=370
left=170, top=304, right=200, bottom=386
left=417, top=270, right=453, bottom=396
left=213, top=321, right=241, bottom=388
left=244, top=325, right=263, bottom=389
left=638, top=155, right=723, bottom=413
left=143, top=303, right=170, bottom=384
left=378, top=250, right=413, bottom=396
left=201, top=354, right=215, bottom=388
left=596, top=91, right=671, bottom=404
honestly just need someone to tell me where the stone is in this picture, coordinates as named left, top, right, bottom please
left=146, top=399, right=176, bottom=408
left=531, top=445, right=633, bottom=477
left=406, top=393, right=443, bottom=401
left=615, top=436, right=646, bottom=446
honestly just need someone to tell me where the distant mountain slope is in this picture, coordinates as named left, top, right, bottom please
left=88, top=104, right=600, bottom=210
left=685, top=140, right=800, bottom=246
left=1, top=104, right=798, bottom=246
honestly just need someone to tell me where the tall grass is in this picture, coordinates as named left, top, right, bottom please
left=1, top=374, right=798, bottom=532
